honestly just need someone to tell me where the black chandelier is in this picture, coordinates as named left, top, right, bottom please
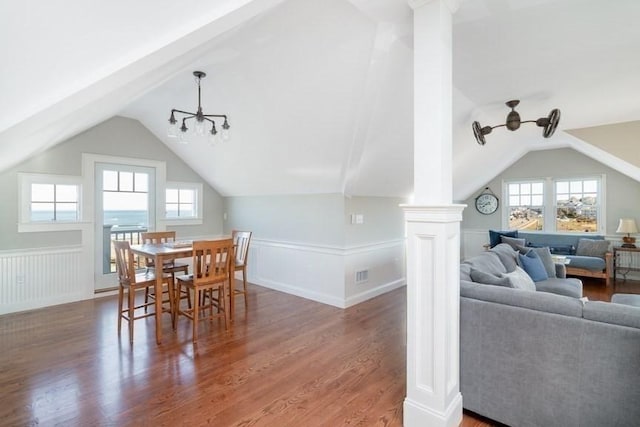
left=472, top=100, right=560, bottom=145
left=167, top=71, right=230, bottom=144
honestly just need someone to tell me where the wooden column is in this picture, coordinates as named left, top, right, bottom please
left=403, top=1, right=464, bottom=426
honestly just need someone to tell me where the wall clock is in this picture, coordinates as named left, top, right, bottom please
left=475, top=188, right=499, bottom=215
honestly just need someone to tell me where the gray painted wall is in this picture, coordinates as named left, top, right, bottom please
left=0, top=116, right=224, bottom=250
left=224, top=194, right=406, bottom=247
left=461, top=147, right=640, bottom=234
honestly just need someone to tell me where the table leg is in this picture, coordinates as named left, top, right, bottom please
left=155, top=254, right=163, bottom=345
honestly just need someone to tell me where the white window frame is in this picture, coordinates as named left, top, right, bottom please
left=502, top=174, right=606, bottom=234
left=164, top=181, right=203, bottom=226
left=18, top=172, right=86, bottom=232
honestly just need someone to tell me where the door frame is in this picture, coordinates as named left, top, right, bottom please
left=81, top=154, right=167, bottom=292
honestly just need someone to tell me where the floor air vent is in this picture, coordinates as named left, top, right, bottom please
left=355, top=270, right=369, bottom=284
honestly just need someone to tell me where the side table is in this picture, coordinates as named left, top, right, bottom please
left=613, top=246, right=640, bottom=283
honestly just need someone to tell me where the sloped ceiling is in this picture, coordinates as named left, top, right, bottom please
left=2, top=0, right=640, bottom=200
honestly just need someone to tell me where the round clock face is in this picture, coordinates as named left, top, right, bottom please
left=475, top=193, right=499, bottom=215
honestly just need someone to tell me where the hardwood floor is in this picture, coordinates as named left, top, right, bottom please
left=1, top=277, right=636, bottom=426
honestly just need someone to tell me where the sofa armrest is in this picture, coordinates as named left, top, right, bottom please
left=555, top=263, right=567, bottom=278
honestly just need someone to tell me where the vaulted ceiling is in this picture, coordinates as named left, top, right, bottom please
left=2, top=0, right=639, bottom=200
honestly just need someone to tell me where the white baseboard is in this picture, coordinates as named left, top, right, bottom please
left=344, top=278, right=406, bottom=308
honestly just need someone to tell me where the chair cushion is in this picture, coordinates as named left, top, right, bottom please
left=565, top=255, right=606, bottom=271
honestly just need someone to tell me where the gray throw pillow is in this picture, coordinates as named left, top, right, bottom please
left=500, top=266, right=536, bottom=291
left=470, top=268, right=513, bottom=287
left=576, top=239, right=609, bottom=259
left=516, top=245, right=556, bottom=278
left=490, top=243, right=519, bottom=272
left=501, top=235, right=526, bottom=250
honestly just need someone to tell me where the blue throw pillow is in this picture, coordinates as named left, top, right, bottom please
left=518, top=250, right=549, bottom=282
left=489, top=230, right=518, bottom=248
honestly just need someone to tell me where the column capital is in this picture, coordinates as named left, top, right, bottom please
left=401, top=204, right=466, bottom=223
left=407, top=0, right=460, bottom=14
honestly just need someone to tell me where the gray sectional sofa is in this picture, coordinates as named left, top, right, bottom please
left=460, top=246, right=640, bottom=427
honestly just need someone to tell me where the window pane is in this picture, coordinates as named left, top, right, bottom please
left=556, top=181, right=568, bottom=194
left=179, top=189, right=194, bottom=203
left=531, top=182, right=544, bottom=194
left=31, top=203, right=54, bottom=221
left=521, top=195, right=531, bottom=205
left=583, top=193, right=597, bottom=204
left=583, top=180, right=597, bottom=193
left=120, top=172, right=134, bottom=192
left=569, top=181, right=582, bottom=193
left=179, top=203, right=194, bottom=217
left=103, top=170, right=118, bottom=191
left=166, top=189, right=179, bottom=203
left=508, top=183, right=519, bottom=195
left=134, top=173, right=148, bottom=192
left=56, top=185, right=78, bottom=202
left=520, top=183, right=531, bottom=195
left=32, top=184, right=54, bottom=201
left=509, top=195, right=520, bottom=206
left=531, top=195, right=543, bottom=205
left=166, top=203, right=179, bottom=218
left=509, top=207, right=543, bottom=230
left=56, top=203, right=78, bottom=221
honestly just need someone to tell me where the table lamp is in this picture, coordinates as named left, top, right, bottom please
left=616, top=218, right=638, bottom=248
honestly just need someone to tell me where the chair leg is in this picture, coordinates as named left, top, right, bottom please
left=192, top=288, right=199, bottom=343
left=144, top=286, right=150, bottom=313
left=128, top=286, right=135, bottom=343
left=117, top=285, right=124, bottom=335
left=220, top=284, right=228, bottom=331
left=242, top=267, right=248, bottom=308
left=167, top=278, right=176, bottom=330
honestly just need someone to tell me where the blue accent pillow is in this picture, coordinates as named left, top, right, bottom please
left=489, top=230, right=518, bottom=248
left=518, top=250, right=549, bottom=282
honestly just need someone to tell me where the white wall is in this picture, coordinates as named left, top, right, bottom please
left=225, top=194, right=406, bottom=308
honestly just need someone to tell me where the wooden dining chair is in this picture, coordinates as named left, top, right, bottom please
left=231, top=230, right=252, bottom=309
left=113, top=240, right=173, bottom=343
left=175, top=239, right=234, bottom=343
left=141, top=231, right=191, bottom=311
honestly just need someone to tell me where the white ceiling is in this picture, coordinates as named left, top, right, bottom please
left=2, top=0, right=640, bottom=200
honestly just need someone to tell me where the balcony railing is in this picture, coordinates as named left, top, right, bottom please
left=103, top=225, right=148, bottom=273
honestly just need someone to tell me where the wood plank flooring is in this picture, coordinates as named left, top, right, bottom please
left=0, top=277, right=636, bottom=426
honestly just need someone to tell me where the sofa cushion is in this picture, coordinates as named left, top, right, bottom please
left=501, top=266, right=536, bottom=291
left=460, top=281, right=584, bottom=317
left=490, top=243, right=519, bottom=272
left=501, top=235, right=526, bottom=250
left=489, top=229, right=518, bottom=248
left=565, top=255, right=606, bottom=271
left=583, top=301, right=640, bottom=329
left=517, top=245, right=556, bottom=278
left=470, top=268, right=513, bottom=287
left=576, top=238, right=609, bottom=259
left=518, top=251, right=549, bottom=282
left=534, top=277, right=583, bottom=298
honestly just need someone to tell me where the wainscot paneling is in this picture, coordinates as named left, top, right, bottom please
left=247, top=239, right=406, bottom=308
left=0, top=246, right=84, bottom=315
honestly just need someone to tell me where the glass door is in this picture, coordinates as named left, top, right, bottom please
left=95, top=163, right=156, bottom=291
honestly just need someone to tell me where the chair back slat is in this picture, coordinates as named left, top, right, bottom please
left=232, top=230, right=252, bottom=266
left=191, top=239, right=234, bottom=286
left=113, top=240, right=137, bottom=284
left=140, top=231, right=177, bottom=245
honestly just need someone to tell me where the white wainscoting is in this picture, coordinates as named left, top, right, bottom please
left=0, top=246, right=85, bottom=315
left=247, top=238, right=406, bottom=308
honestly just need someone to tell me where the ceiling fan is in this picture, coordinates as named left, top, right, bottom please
left=472, top=100, right=561, bottom=145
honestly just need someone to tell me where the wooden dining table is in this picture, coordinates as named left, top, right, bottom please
left=130, top=236, right=235, bottom=344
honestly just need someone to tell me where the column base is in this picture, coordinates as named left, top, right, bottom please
left=404, top=393, right=463, bottom=427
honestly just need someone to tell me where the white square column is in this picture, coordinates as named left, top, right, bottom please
left=404, top=1, right=464, bottom=426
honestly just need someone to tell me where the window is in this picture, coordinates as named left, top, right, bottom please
left=554, top=178, right=600, bottom=233
left=165, top=182, right=203, bottom=225
left=503, top=176, right=604, bottom=233
left=506, top=181, right=544, bottom=231
left=19, top=173, right=83, bottom=232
